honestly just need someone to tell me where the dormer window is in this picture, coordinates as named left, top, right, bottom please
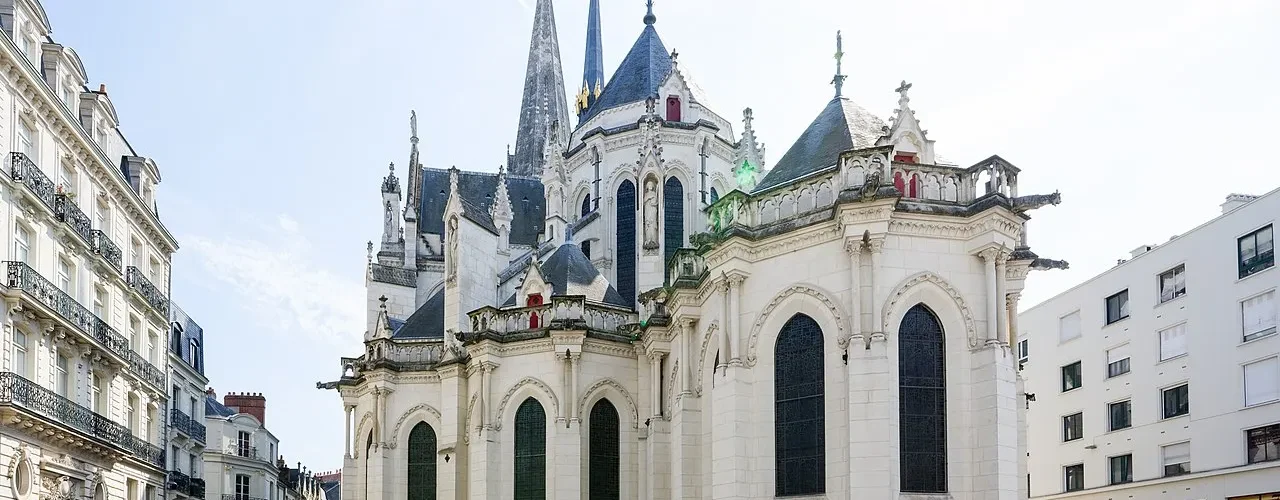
left=894, top=152, right=918, bottom=163
left=666, top=96, right=681, bottom=122
left=526, top=293, right=544, bottom=329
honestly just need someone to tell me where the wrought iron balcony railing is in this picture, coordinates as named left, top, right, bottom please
left=90, top=229, right=123, bottom=273
left=229, top=445, right=261, bottom=460
left=126, top=266, right=170, bottom=317
left=222, top=495, right=266, bottom=500
left=168, top=470, right=190, bottom=491
left=189, top=479, right=206, bottom=499
left=170, top=407, right=191, bottom=436
left=54, top=194, right=93, bottom=246
left=0, top=372, right=164, bottom=468
left=5, top=261, right=165, bottom=390
left=190, top=420, right=207, bottom=444
left=9, top=152, right=56, bottom=212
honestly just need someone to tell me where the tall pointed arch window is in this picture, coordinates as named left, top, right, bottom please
left=616, top=181, right=636, bottom=307
left=514, top=398, right=547, bottom=500
left=407, top=422, right=437, bottom=500
left=709, top=187, right=720, bottom=204
left=663, top=177, right=684, bottom=278
left=588, top=399, right=620, bottom=499
left=364, top=433, right=374, bottom=500
left=899, top=304, right=947, bottom=493
left=774, top=313, right=825, bottom=496
left=581, top=195, right=591, bottom=217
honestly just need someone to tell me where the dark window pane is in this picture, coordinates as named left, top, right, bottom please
left=1062, top=362, right=1082, bottom=391
left=514, top=398, right=546, bottom=500
left=581, top=196, right=591, bottom=217
left=616, top=181, right=636, bottom=307
left=1107, top=358, right=1130, bottom=378
left=899, top=304, right=947, bottom=493
left=1240, top=224, right=1275, bottom=278
left=1163, top=385, right=1189, bottom=418
left=709, top=187, right=720, bottom=203
left=1063, top=412, right=1083, bottom=441
left=1064, top=464, right=1084, bottom=492
left=588, top=400, right=620, bottom=500
left=774, top=314, right=825, bottom=496
left=1106, top=290, right=1129, bottom=324
left=663, top=177, right=684, bottom=281
left=1108, top=401, right=1131, bottom=431
left=1247, top=424, right=1280, bottom=464
left=1109, top=454, right=1132, bottom=484
left=407, top=423, right=437, bottom=500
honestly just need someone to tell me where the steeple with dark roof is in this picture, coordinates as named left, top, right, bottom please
left=510, top=0, right=571, bottom=178
left=575, top=0, right=605, bottom=119
left=577, top=1, right=673, bottom=125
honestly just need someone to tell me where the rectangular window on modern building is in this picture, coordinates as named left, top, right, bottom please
left=1106, top=290, right=1130, bottom=324
left=1163, top=384, right=1190, bottom=418
left=1064, top=464, right=1084, bottom=492
left=1239, top=224, right=1274, bottom=279
left=1159, top=323, right=1188, bottom=361
left=1242, top=290, right=1277, bottom=342
left=1108, top=454, right=1132, bottom=485
left=1059, top=311, right=1081, bottom=343
left=1063, top=412, right=1083, bottom=442
left=1247, top=424, right=1280, bottom=464
left=1106, top=344, right=1131, bottom=378
left=1108, top=400, right=1131, bottom=431
left=1162, top=441, right=1190, bottom=476
left=1159, top=264, right=1187, bottom=303
left=1062, top=361, right=1083, bottom=392
left=1018, top=339, right=1029, bottom=363
left=1244, top=357, right=1279, bottom=406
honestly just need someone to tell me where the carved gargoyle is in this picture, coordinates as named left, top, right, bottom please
left=860, top=168, right=883, bottom=200
left=1011, top=190, right=1062, bottom=213
left=1030, top=258, right=1070, bottom=271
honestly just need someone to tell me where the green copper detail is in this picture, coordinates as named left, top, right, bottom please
left=735, top=159, right=758, bottom=190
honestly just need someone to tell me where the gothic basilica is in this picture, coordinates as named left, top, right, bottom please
left=319, top=1, right=1067, bottom=499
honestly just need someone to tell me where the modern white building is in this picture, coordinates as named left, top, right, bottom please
left=1018, top=190, right=1278, bottom=499
left=203, top=392, right=281, bottom=500
left=0, top=1, right=178, bottom=500
left=167, top=304, right=209, bottom=500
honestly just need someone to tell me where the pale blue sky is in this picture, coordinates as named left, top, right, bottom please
left=41, top=0, right=1280, bottom=470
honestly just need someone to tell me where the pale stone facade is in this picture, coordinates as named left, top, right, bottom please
left=0, top=2, right=177, bottom=500
left=322, top=2, right=1066, bottom=500
left=1018, top=190, right=1279, bottom=499
left=167, top=305, right=209, bottom=500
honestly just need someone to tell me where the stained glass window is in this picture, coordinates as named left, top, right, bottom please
left=709, top=187, right=720, bottom=204
left=774, top=313, right=824, bottom=496
left=616, top=181, right=636, bottom=308
left=664, top=177, right=684, bottom=280
left=514, top=398, right=546, bottom=500
left=899, top=304, right=947, bottom=493
left=588, top=399, right=620, bottom=500
left=407, top=422, right=437, bottom=500
left=581, top=195, right=591, bottom=217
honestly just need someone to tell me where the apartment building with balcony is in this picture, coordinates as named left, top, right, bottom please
left=0, top=1, right=177, bottom=500
left=1019, top=190, right=1279, bottom=499
left=167, top=304, right=208, bottom=500
left=203, top=392, right=281, bottom=500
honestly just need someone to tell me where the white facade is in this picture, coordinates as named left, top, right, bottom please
left=0, top=1, right=178, bottom=500
left=203, top=394, right=281, bottom=500
left=1018, top=190, right=1279, bottom=499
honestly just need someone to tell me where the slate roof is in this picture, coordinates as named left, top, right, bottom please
left=754, top=97, right=887, bottom=192
left=503, top=241, right=629, bottom=308
left=577, top=24, right=672, bottom=125
left=206, top=396, right=236, bottom=418
left=418, top=168, right=545, bottom=246
left=510, top=0, right=571, bottom=177
left=392, top=290, right=445, bottom=339
left=322, top=481, right=341, bottom=500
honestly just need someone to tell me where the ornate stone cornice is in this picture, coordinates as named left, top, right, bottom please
left=493, top=376, right=559, bottom=430
left=744, top=285, right=847, bottom=367
left=881, top=272, right=980, bottom=349
left=577, top=378, right=640, bottom=429
left=704, top=224, right=843, bottom=268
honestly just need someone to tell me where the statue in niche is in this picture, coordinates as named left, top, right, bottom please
left=642, top=178, right=660, bottom=250
left=384, top=201, right=394, bottom=233
left=446, top=216, right=459, bottom=281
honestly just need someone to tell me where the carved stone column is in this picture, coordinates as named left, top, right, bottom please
left=979, top=249, right=1000, bottom=344
left=680, top=318, right=694, bottom=395
left=650, top=351, right=665, bottom=417
left=558, top=351, right=569, bottom=423
left=845, top=238, right=864, bottom=345
left=868, top=238, right=885, bottom=341
left=1007, top=292, right=1022, bottom=348
left=995, top=254, right=1009, bottom=346
left=570, top=352, right=582, bottom=424
left=344, top=404, right=353, bottom=458
left=718, top=279, right=730, bottom=371
left=728, top=275, right=744, bottom=364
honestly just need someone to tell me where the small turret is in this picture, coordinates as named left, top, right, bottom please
left=491, top=165, right=514, bottom=253
left=378, top=163, right=404, bottom=265
left=732, top=108, right=765, bottom=191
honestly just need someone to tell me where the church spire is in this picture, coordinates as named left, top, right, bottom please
left=510, top=0, right=571, bottom=178
left=576, top=0, right=604, bottom=119
left=831, top=30, right=846, bottom=98
left=404, top=110, right=420, bottom=211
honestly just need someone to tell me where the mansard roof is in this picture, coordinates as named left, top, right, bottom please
left=577, top=24, right=672, bottom=125
left=418, top=168, right=545, bottom=246
left=206, top=396, right=236, bottom=418
left=754, top=97, right=887, bottom=192
left=391, top=290, right=444, bottom=339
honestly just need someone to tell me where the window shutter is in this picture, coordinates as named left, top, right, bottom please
left=1107, top=344, right=1130, bottom=364
left=1243, top=292, right=1276, bottom=336
left=1159, top=324, right=1187, bottom=360
left=1162, top=442, right=1190, bottom=465
left=1244, top=357, right=1279, bottom=406
left=1059, top=312, right=1081, bottom=343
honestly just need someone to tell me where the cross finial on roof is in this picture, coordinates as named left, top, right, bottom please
left=896, top=80, right=912, bottom=95
left=388, top=162, right=394, bottom=174
left=644, top=0, right=656, bottom=25
left=378, top=295, right=388, bottom=309
left=831, top=30, right=846, bottom=98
